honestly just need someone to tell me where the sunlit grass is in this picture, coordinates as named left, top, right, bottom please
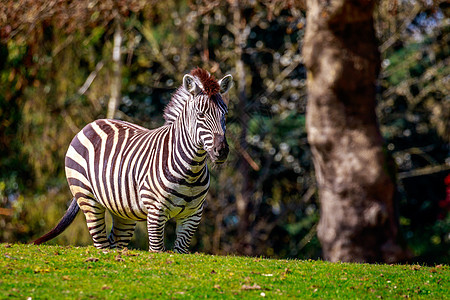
left=1, top=243, right=448, bottom=299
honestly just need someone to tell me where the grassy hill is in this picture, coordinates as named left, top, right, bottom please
left=1, top=243, right=448, bottom=299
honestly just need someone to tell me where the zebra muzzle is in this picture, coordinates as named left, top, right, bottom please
left=210, top=134, right=229, bottom=163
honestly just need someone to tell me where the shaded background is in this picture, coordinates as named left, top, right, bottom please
left=0, top=0, right=448, bottom=263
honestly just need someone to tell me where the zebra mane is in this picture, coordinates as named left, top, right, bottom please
left=163, top=85, right=191, bottom=125
left=163, top=68, right=220, bottom=125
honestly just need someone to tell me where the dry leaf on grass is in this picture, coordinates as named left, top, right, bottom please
left=242, top=284, right=261, bottom=290
left=85, top=257, right=99, bottom=262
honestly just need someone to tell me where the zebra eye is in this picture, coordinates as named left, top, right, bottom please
left=198, top=112, right=205, bottom=118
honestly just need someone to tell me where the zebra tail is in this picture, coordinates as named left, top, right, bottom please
left=32, top=198, right=80, bottom=245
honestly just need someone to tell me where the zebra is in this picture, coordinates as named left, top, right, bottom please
left=33, top=68, right=233, bottom=253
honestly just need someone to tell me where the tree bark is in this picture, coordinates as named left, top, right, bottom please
left=303, top=0, right=406, bottom=263
left=107, top=20, right=122, bottom=119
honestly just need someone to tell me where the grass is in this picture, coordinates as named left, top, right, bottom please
left=1, top=243, right=448, bottom=299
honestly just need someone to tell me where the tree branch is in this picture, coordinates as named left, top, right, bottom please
left=398, top=164, right=450, bottom=180
left=77, top=60, right=104, bottom=96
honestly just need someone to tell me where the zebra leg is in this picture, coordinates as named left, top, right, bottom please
left=108, top=213, right=136, bottom=249
left=173, top=209, right=203, bottom=254
left=77, top=197, right=109, bottom=249
left=147, top=210, right=168, bottom=252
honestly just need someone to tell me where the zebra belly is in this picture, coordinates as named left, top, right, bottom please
left=91, top=177, right=148, bottom=221
left=144, top=177, right=209, bottom=220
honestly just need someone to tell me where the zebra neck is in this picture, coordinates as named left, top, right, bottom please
left=169, top=121, right=208, bottom=181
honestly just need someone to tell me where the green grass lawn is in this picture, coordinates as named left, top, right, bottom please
left=1, top=243, right=448, bottom=299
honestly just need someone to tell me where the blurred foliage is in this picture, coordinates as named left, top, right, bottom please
left=0, top=0, right=448, bottom=263
left=376, top=0, right=449, bottom=263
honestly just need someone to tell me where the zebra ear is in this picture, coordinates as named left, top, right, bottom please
left=183, top=74, right=200, bottom=95
left=218, top=74, right=233, bottom=95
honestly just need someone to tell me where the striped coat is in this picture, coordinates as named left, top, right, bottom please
left=33, top=68, right=233, bottom=253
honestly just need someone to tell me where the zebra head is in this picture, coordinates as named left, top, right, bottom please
left=182, top=69, right=233, bottom=164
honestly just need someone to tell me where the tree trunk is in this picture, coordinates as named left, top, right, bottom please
left=303, top=0, right=406, bottom=263
left=107, top=21, right=122, bottom=119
